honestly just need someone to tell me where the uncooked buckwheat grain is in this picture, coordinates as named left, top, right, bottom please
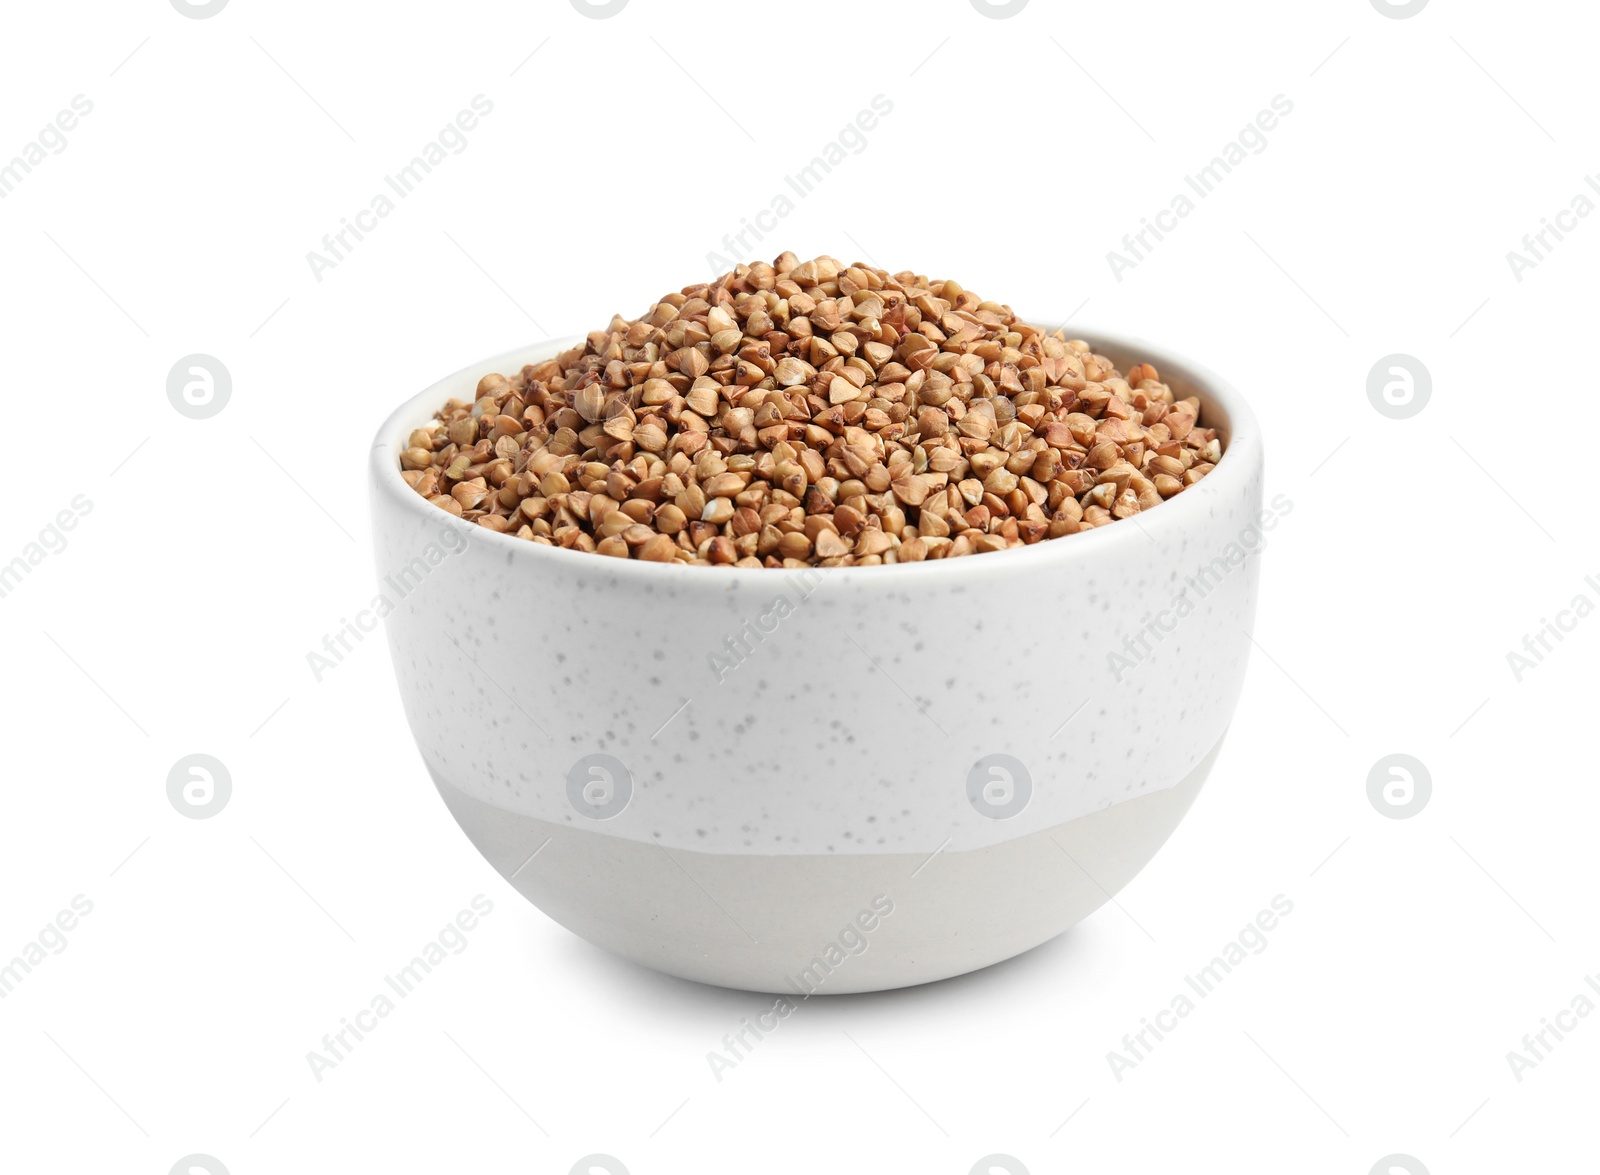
left=400, top=253, right=1224, bottom=568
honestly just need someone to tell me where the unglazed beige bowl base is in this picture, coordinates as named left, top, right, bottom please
left=432, top=736, right=1220, bottom=994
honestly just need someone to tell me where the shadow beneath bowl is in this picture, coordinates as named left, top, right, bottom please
left=544, top=908, right=1103, bottom=1025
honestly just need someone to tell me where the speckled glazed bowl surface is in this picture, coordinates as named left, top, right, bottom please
left=370, top=325, right=1266, bottom=993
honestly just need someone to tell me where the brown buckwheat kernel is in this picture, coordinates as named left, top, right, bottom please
left=401, top=254, right=1222, bottom=568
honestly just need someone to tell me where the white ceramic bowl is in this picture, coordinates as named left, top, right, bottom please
left=370, top=326, right=1265, bottom=993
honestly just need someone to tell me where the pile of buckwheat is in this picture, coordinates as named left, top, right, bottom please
left=400, top=253, right=1222, bottom=567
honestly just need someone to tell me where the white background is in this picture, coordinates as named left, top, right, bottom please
left=1, top=0, right=1595, bottom=1172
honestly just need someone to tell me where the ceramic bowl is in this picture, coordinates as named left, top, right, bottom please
left=369, top=326, right=1266, bottom=993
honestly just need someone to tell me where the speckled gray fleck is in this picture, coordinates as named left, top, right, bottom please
left=370, top=327, right=1264, bottom=858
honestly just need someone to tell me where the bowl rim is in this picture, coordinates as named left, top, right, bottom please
left=370, top=321, right=1264, bottom=585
